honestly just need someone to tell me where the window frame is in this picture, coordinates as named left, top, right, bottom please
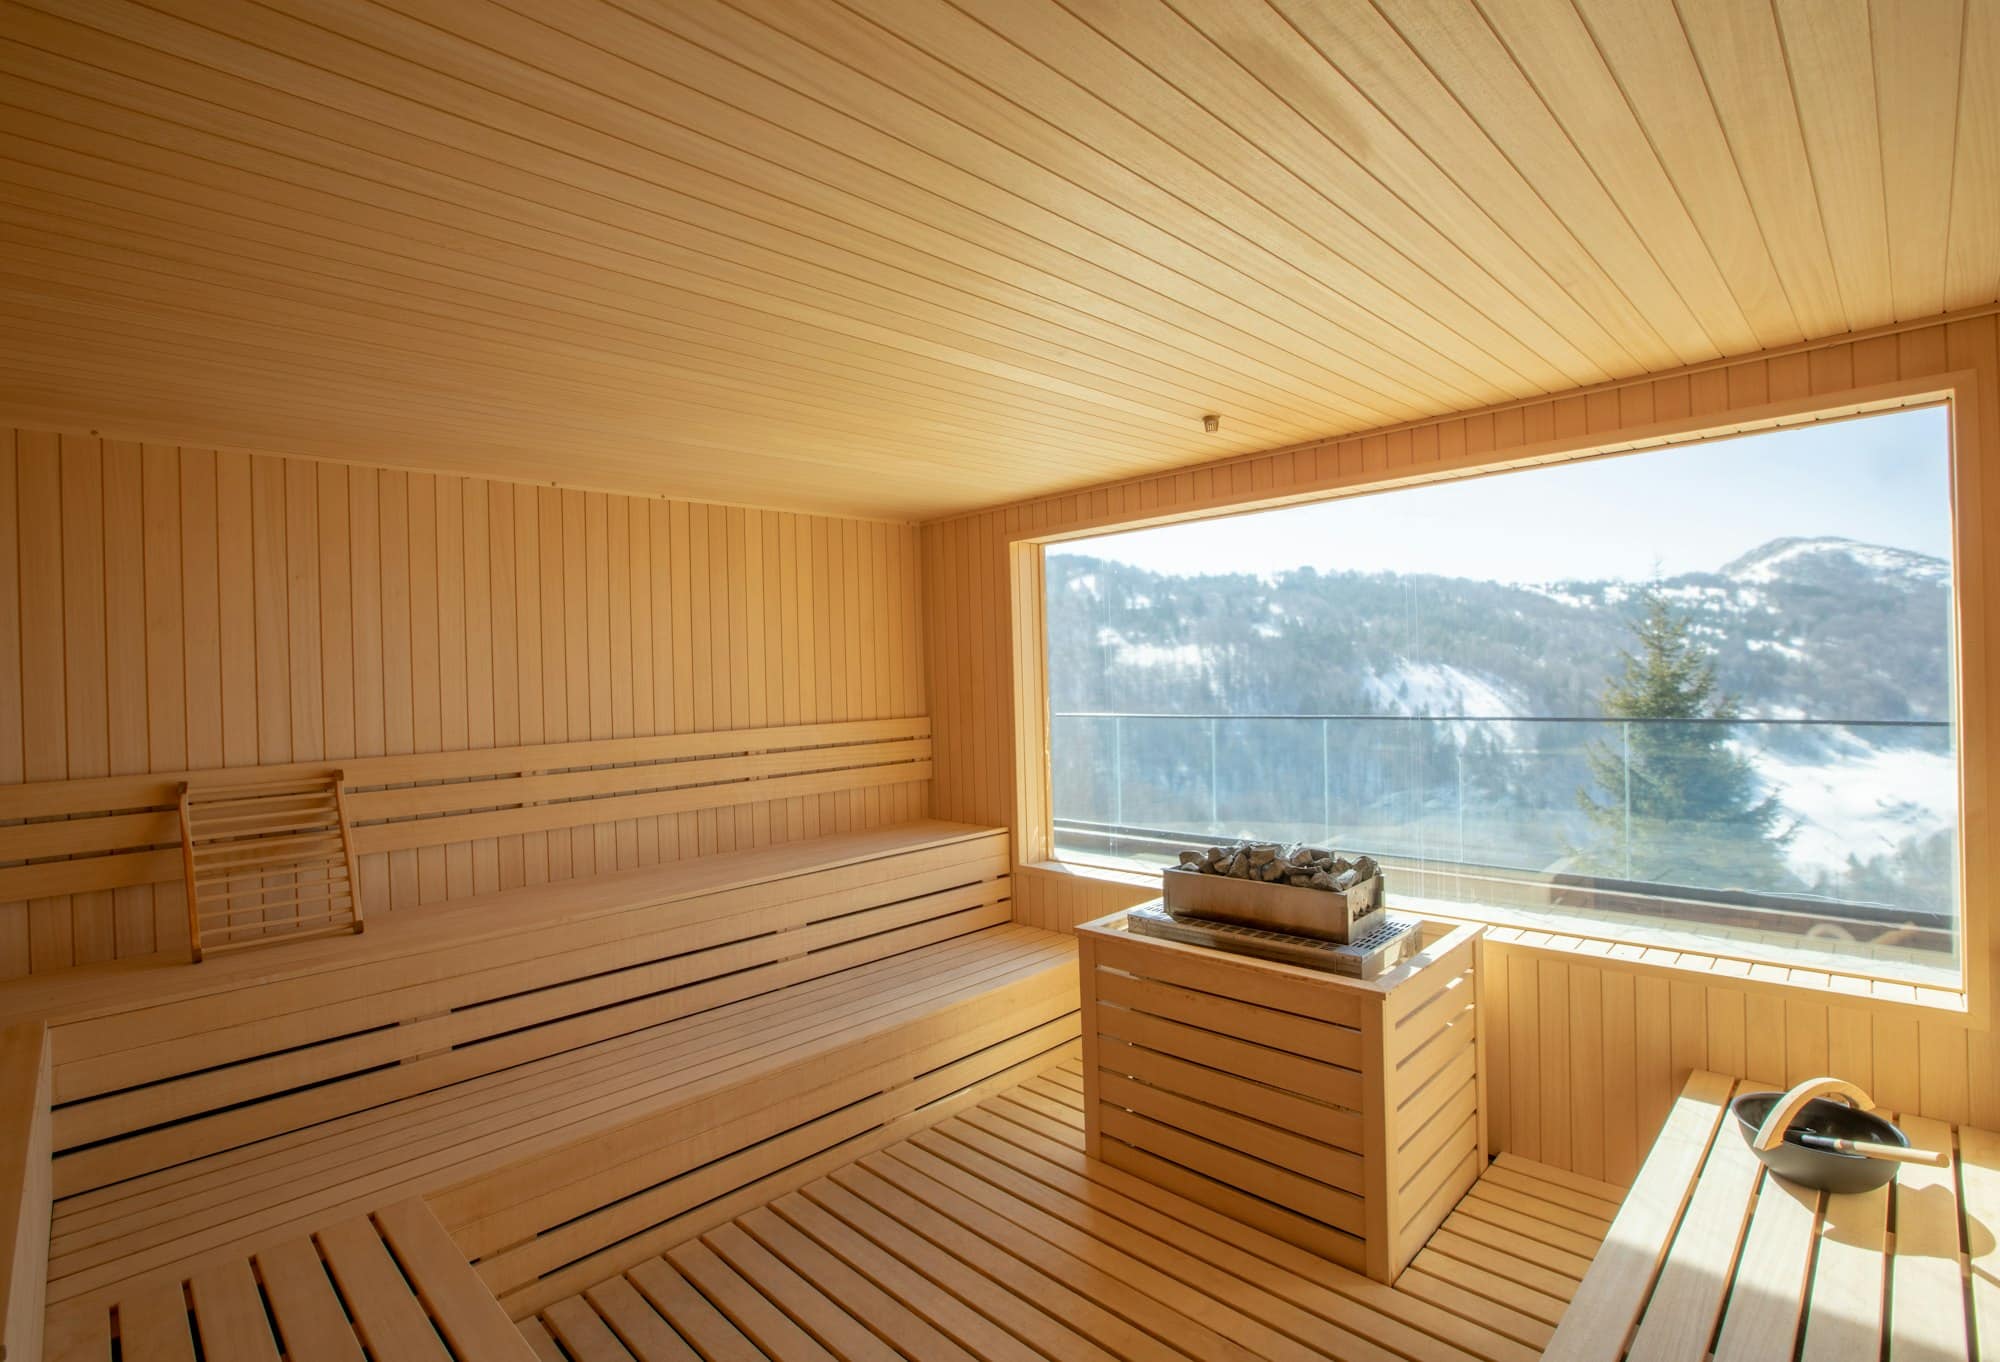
left=1004, top=373, right=1986, bottom=1021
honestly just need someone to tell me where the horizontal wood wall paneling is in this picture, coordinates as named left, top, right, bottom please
left=0, top=1, right=1992, bottom=517
left=926, top=311, right=2000, bottom=1181
left=0, top=717, right=935, bottom=824
left=0, top=433, right=929, bottom=977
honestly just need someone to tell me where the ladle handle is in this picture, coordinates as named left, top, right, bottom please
left=1753, top=1076, right=1876, bottom=1151
left=1794, top=1133, right=1947, bottom=1166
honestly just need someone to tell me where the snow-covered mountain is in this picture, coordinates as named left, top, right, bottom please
left=1051, top=535, right=1951, bottom=725
left=1724, top=536, right=1952, bottom=586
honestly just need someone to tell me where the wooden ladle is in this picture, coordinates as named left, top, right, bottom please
left=1752, top=1076, right=1947, bottom=1167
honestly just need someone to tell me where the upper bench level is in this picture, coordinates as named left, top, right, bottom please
left=0, top=714, right=935, bottom=970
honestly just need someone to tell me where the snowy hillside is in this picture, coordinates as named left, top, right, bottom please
left=1048, top=536, right=1955, bottom=910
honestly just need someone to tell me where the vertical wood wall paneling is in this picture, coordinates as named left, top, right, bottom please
left=922, top=310, right=2000, bottom=1183
left=60, top=438, right=111, bottom=963
left=0, top=435, right=23, bottom=979
left=22, top=434, right=73, bottom=971
left=349, top=463, right=389, bottom=911
left=489, top=481, right=524, bottom=888
left=103, top=441, right=148, bottom=958
left=0, top=438, right=929, bottom=977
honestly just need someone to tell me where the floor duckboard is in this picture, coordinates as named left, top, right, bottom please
left=525, top=1055, right=1615, bottom=1362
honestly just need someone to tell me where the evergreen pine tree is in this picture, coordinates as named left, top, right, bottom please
left=1577, top=586, right=1795, bottom=887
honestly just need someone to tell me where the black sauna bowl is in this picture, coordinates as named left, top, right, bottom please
left=1730, top=1091, right=1912, bottom=1194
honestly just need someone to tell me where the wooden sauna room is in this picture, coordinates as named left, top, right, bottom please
left=0, top=1, right=1996, bottom=1358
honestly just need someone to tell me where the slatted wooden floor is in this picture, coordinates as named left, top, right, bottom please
left=524, top=1054, right=1618, bottom=1362
left=44, top=1197, right=533, bottom=1360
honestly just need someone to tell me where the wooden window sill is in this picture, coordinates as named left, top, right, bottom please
left=1034, top=857, right=1976, bottom=1025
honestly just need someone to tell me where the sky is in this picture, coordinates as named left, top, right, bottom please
left=1053, top=405, right=1954, bottom=585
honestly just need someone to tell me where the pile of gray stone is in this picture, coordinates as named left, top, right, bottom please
left=1175, top=841, right=1379, bottom=892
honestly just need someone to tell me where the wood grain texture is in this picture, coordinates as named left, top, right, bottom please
left=0, top=1022, right=48, bottom=1362
left=529, top=1049, right=1595, bottom=1362
left=49, top=1200, right=534, bottom=1362
left=0, top=435, right=927, bottom=977
left=1078, top=912, right=1482, bottom=1282
left=20, top=823, right=1075, bottom=1319
left=177, top=772, right=361, bottom=961
left=927, top=311, right=2000, bottom=1185
left=0, top=1, right=1991, bottom=519
left=1545, top=1072, right=1988, bottom=1362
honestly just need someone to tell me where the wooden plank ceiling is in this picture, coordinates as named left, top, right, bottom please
left=0, top=0, right=1993, bottom=520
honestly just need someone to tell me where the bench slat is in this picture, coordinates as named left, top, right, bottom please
left=374, top=1199, right=538, bottom=1362
left=113, top=1279, right=198, bottom=1362
left=1962, top=1128, right=2000, bottom=1361
left=1541, top=1069, right=1735, bottom=1362
left=1885, top=1114, right=1967, bottom=1362
left=254, top=1237, right=366, bottom=1362
left=185, top=1259, right=281, bottom=1361
left=1710, top=1167, right=1817, bottom=1360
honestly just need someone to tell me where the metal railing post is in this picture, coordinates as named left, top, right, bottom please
left=1622, top=719, right=1633, bottom=879
left=1209, top=718, right=1219, bottom=830
left=1321, top=718, right=1331, bottom=840
left=1457, top=744, right=1466, bottom=863
left=1112, top=715, right=1123, bottom=852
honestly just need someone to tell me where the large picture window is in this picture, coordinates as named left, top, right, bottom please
left=1046, top=406, right=1959, bottom=985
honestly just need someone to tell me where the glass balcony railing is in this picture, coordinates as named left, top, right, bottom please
left=1050, top=711, right=1958, bottom=982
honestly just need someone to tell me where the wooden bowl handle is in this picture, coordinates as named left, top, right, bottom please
left=1753, top=1076, right=1876, bottom=1151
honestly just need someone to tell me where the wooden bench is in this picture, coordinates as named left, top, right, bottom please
left=1544, top=1069, right=1998, bottom=1359
left=44, top=1198, right=538, bottom=1362
left=2, top=819, right=1078, bottom=1336
left=0, top=715, right=936, bottom=963
left=0, top=1023, right=49, bottom=1361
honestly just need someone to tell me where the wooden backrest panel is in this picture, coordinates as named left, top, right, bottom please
left=39, top=823, right=1008, bottom=1197
left=0, top=717, right=931, bottom=904
left=0, top=1023, right=50, bottom=1362
left=180, top=772, right=365, bottom=960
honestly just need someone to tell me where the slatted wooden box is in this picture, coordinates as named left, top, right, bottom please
left=1077, top=905, right=1485, bottom=1282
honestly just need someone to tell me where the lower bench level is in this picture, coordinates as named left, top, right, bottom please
left=46, top=923, right=1078, bottom=1322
